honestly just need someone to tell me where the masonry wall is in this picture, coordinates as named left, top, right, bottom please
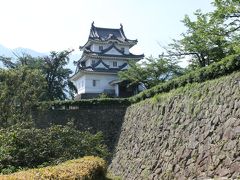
left=34, top=104, right=127, bottom=153
left=109, top=72, right=240, bottom=179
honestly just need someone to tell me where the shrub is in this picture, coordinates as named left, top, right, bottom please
left=0, top=123, right=109, bottom=174
left=37, top=97, right=131, bottom=110
left=37, top=56, right=240, bottom=108
left=0, top=156, right=107, bottom=180
left=130, top=55, right=240, bottom=103
left=98, top=93, right=112, bottom=99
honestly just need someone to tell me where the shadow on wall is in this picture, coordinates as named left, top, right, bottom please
left=33, top=104, right=128, bottom=163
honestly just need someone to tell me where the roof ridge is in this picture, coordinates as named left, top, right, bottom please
left=90, top=23, right=127, bottom=41
left=91, top=22, right=122, bottom=30
left=95, top=26, right=121, bottom=30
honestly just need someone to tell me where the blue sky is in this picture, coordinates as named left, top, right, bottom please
left=0, top=0, right=214, bottom=60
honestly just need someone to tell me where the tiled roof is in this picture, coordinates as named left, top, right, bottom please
left=79, top=67, right=119, bottom=73
left=92, top=59, right=110, bottom=68
left=89, top=22, right=137, bottom=43
left=76, top=60, right=128, bottom=74
left=84, top=50, right=144, bottom=59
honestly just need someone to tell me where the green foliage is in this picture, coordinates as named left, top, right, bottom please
left=42, top=55, right=240, bottom=107
left=164, top=0, right=240, bottom=69
left=0, top=67, right=47, bottom=127
left=118, top=57, right=184, bottom=89
left=42, top=50, right=77, bottom=100
left=130, top=55, right=240, bottom=103
left=0, top=54, right=43, bottom=69
left=1, top=156, right=107, bottom=180
left=0, top=123, right=109, bottom=174
left=118, top=60, right=149, bottom=87
left=98, top=93, right=112, bottom=99
left=40, top=98, right=131, bottom=110
left=0, top=50, right=77, bottom=101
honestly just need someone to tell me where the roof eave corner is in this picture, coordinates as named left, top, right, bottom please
left=79, top=38, right=93, bottom=51
left=129, top=41, right=138, bottom=48
left=70, top=71, right=82, bottom=81
left=69, top=73, right=76, bottom=82
left=139, top=54, right=145, bottom=59
left=119, top=24, right=128, bottom=40
left=132, top=54, right=144, bottom=61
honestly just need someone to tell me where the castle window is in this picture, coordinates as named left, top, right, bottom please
left=99, top=46, right=103, bottom=51
left=93, top=80, right=96, bottom=86
left=121, top=47, right=124, bottom=52
left=92, top=80, right=99, bottom=87
left=91, top=60, right=96, bottom=65
left=113, top=61, right=118, bottom=67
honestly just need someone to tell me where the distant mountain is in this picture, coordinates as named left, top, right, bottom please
left=0, top=44, right=46, bottom=58
left=0, top=44, right=15, bottom=57
left=0, top=44, right=81, bottom=72
left=13, top=47, right=46, bottom=57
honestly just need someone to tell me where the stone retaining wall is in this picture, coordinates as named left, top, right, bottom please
left=109, top=72, right=240, bottom=179
left=33, top=105, right=127, bottom=153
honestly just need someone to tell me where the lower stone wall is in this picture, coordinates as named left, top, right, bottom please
left=34, top=105, right=127, bottom=153
left=109, top=72, right=240, bottom=179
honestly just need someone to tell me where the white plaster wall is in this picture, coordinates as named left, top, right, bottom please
left=86, top=60, right=91, bottom=67
left=74, top=75, right=86, bottom=94
left=92, top=44, right=109, bottom=52
left=84, top=73, right=118, bottom=93
left=124, top=47, right=129, bottom=54
left=86, top=59, right=99, bottom=67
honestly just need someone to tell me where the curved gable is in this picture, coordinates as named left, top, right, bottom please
left=101, top=44, right=124, bottom=56
left=104, top=47, right=123, bottom=55
left=93, top=59, right=109, bottom=69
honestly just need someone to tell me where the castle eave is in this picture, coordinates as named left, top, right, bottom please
left=83, top=52, right=144, bottom=60
left=80, top=39, right=137, bottom=51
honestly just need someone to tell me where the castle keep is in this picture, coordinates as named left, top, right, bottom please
left=71, top=22, right=144, bottom=99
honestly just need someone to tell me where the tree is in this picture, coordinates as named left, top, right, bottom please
left=163, top=0, right=240, bottom=69
left=0, top=53, right=43, bottom=69
left=0, top=67, right=47, bottom=127
left=212, top=0, right=240, bottom=54
left=0, top=50, right=77, bottom=100
left=42, top=50, right=77, bottom=100
left=118, top=60, right=148, bottom=88
left=118, top=57, right=183, bottom=89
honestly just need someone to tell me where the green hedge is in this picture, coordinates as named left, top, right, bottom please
left=37, top=98, right=131, bottom=110
left=129, top=55, right=240, bottom=103
left=0, top=123, right=109, bottom=174
left=1, top=156, right=107, bottom=180
left=38, top=55, right=240, bottom=108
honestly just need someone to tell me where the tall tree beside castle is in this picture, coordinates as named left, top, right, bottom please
left=71, top=22, right=144, bottom=99
left=164, top=0, right=240, bottom=69
left=0, top=50, right=76, bottom=101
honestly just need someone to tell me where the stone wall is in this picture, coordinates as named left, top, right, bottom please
left=34, top=104, right=127, bottom=153
left=109, top=72, right=240, bottom=179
